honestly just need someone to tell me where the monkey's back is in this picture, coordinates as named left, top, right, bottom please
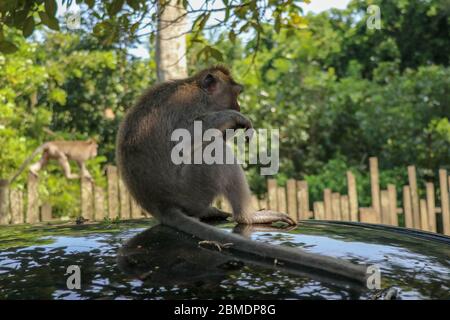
left=117, top=81, right=215, bottom=214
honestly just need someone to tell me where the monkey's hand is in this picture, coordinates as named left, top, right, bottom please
left=221, top=111, right=253, bottom=141
left=231, top=112, right=252, bottom=132
left=196, top=110, right=253, bottom=141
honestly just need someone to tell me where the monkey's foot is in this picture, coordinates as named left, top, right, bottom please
left=29, top=167, right=39, bottom=177
left=244, top=210, right=296, bottom=226
left=198, top=240, right=233, bottom=252
left=82, top=175, right=94, bottom=182
left=198, top=207, right=231, bottom=222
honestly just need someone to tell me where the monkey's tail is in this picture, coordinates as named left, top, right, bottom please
left=160, top=207, right=368, bottom=284
left=8, top=143, right=49, bottom=184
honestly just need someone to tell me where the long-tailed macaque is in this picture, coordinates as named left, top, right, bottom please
left=9, top=139, right=98, bottom=184
left=117, top=66, right=367, bottom=282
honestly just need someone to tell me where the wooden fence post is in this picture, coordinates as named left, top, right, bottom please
left=221, top=196, right=232, bottom=213
left=380, top=190, right=390, bottom=225
left=403, top=186, right=413, bottom=228
left=94, top=185, right=106, bottom=221
left=426, top=182, right=436, bottom=232
left=267, top=179, right=278, bottom=211
left=331, top=192, right=341, bottom=220
left=251, top=195, right=260, bottom=212
left=408, top=165, right=421, bottom=229
left=0, top=179, right=9, bottom=224
left=313, top=201, right=325, bottom=220
left=346, top=171, right=359, bottom=222
left=277, top=186, right=287, bottom=213
left=387, top=184, right=398, bottom=226
left=259, top=197, right=267, bottom=210
left=286, top=179, right=297, bottom=222
left=360, top=207, right=378, bottom=224
left=419, top=199, right=429, bottom=231
left=439, top=169, right=450, bottom=235
left=369, top=157, right=381, bottom=222
left=130, top=197, right=143, bottom=219
left=323, top=188, right=332, bottom=220
left=80, top=177, right=94, bottom=221
left=107, top=165, right=119, bottom=220
left=10, top=189, right=24, bottom=224
left=118, top=177, right=131, bottom=219
left=296, top=180, right=309, bottom=220
left=40, top=203, right=53, bottom=222
left=26, top=173, right=39, bottom=224
left=340, top=195, right=350, bottom=221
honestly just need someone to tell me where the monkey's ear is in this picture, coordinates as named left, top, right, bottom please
left=201, top=73, right=217, bottom=93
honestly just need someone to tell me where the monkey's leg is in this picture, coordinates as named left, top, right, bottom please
left=78, top=162, right=93, bottom=181
left=29, top=151, right=49, bottom=176
left=225, top=166, right=295, bottom=226
left=57, top=152, right=79, bottom=179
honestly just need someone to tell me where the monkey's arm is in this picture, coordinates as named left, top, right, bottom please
left=194, top=110, right=252, bottom=137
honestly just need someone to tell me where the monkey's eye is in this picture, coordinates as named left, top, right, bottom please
left=202, top=73, right=216, bottom=92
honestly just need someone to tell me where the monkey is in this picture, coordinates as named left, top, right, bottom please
left=9, top=139, right=98, bottom=184
left=116, top=66, right=368, bottom=283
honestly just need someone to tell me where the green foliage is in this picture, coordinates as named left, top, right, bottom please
left=0, top=0, right=448, bottom=218
left=191, top=1, right=449, bottom=201
left=0, top=0, right=309, bottom=55
left=0, top=26, right=153, bottom=216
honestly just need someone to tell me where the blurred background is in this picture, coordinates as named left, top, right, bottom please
left=0, top=0, right=448, bottom=220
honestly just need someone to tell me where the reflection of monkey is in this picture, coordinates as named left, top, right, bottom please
left=9, top=139, right=98, bottom=183
left=118, top=224, right=367, bottom=296
left=117, top=66, right=367, bottom=282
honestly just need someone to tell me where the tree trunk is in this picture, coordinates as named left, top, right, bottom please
left=156, top=0, right=188, bottom=82
left=0, top=179, right=10, bottom=224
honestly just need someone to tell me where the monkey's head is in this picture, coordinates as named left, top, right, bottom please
left=197, top=66, right=243, bottom=112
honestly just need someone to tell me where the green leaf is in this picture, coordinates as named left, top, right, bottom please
left=85, top=0, right=95, bottom=8
left=0, top=41, right=18, bottom=53
left=108, top=0, right=125, bottom=16
left=192, top=13, right=210, bottom=31
left=13, top=10, right=28, bottom=28
left=228, top=30, right=236, bottom=44
left=22, top=17, right=35, bottom=37
left=39, top=11, right=60, bottom=31
left=209, top=47, right=223, bottom=62
left=45, top=0, right=57, bottom=17
left=93, top=21, right=112, bottom=36
left=130, top=22, right=139, bottom=34
left=126, top=0, right=140, bottom=11
left=274, top=15, right=281, bottom=33
left=196, top=47, right=206, bottom=61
